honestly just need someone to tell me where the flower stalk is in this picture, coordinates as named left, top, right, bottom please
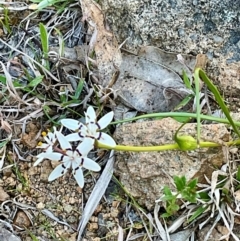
left=97, top=139, right=240, bottom=152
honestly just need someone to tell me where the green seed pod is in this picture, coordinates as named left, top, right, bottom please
left=175, top=135, right=198, bottom=151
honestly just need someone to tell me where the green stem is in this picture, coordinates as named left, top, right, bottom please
left=97, top=139, right=240, bottom=152
left=111, top=112, right=240, bottom=126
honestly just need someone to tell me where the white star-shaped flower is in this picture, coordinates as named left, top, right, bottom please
left=60, top=106, right=116, bottom=147
left=34, top=127, right=58, bottom=166
left=35, top=131, right=100, bottom=188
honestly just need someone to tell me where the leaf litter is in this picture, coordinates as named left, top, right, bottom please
left=0, top=0, right=240, bottom=240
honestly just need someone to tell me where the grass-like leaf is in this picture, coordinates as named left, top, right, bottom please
left=182, top=70, right=193, bottom=91
left=27, top=76, right=43, bottom=87
left=188, top=205, right=208, bottom=223
left=173, top=94, right=194, bottom=111
left=39, top=23, right=50, bottom=70
left=196, top=68, right=240, bottom=138
left=236, top=166, right=240, bottom=182
left=73, top=78, right=84, bottom=99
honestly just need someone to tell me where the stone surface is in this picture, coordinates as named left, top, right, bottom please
left=13, top=210, right=31, bottom=228
left=114, top=118, right=230, bottom=209
left=0, top=186, right=10, bottom=202
left=0, top=226, right=21, bottom=241
left=100, top=0, right=240, bottom=98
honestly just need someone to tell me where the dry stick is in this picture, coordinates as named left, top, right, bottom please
left=0, top=1, right=29, bottom=12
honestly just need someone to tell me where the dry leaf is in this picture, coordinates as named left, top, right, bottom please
left=113, top=49, right=194, bottom=113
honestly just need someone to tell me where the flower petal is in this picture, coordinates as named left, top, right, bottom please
left=75, top=138, right=94, bottom=157
left=85, top=106, right=96, bottom=124
left=36, top=143, right=50, bottom=149
left=33, top=153, right=45, bottom=166
left=65, top=133, right=83, bottom=142
left=60, top=119, right=83, bottom=131
left=72, top=162, right=84, bottom=188
left=82, top=157, right=101, bottom=172
left=56, top=132, right=72, bottom=150
left=97, top=111, right=114, bottom=129
left=97, top=132, right=116, bottom=147
left=48, top=161, right=71, bottom=181
left=36, top=152, right=63, bottom=161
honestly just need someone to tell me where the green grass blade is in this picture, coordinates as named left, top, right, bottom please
left=27, top=76, right=43, bottom=87
left=39, top=23, right=49, bottom=70
left=194, top=69, right=201, bottom=147
left=111, top=112, right=240, bottom=127
left=196, top=68, right=240, bottom=138
left=173, top=94, right=194, bottom=111
left=236, top=166, right=240, bottom=181
left=73, top=79, right=84, bottom=99
left=188, top=205, right=208, bottom=223
left=182, top=70, right=193, bottom=91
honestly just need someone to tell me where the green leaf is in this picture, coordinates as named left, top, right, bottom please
left=39, top=23, right=48, bottom=53
left=39, top=23, right=49, bottom=69
left=182, top=70, right=193, bottom=90
left=187, top=178, right=198, bottom=189
left=0, top=139, right=9, bottom=148
left=181, top=189, right=197, bottom=203
left=173, top=94, right=194, bottom=111
left=188, top=205, right=208, bottom=223
left=0, top=75, right=6, bottom=84
left=37, top=0, right=57, bottom=9
left=43, top=105, right=59, bottom=125
left=27, top=76, right=43, bottom=87
left=197, top=68, right=240, bottom=138
left=166, top=202, right=179, bottom=214
left=61, top=99, right=82, bottom=108
left=198, top=191, right=210, bottom=201
left=236, top=166, right=240, bottom=181
left=26, top=229, right=40, bottom=241
left=161, top=212, right=171, bottom=218
left=73, top=79, right=84, bottom=99
left=161, top=195, right=176, bottom=202
left=163, top=186, right=173, bottom=196
left=174, top=176, right=186, bottom=192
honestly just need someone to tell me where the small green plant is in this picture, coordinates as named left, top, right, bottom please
left=59, top=78, right=84, bottom=107
left=160, top=176, right=198, bottom=218
left=30, top=0, right=74, bottom=12
left=0, top=8, right=11, bottom=34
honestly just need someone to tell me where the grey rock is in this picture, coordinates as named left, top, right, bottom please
left=0, top=227, right=21, bottom=241
left=178, top=28, right=185, bottom=37
left=213, top=35, right=224, bottom=44
left=100, top=0, right=240, bottom=96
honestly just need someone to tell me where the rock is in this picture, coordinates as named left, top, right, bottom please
left=114, top=118, right=230, bottom=209
left=0, top=186, right=9, bottom=202
left=13, top=210, right=31, bottom=228
left=0, top=225, right=21, bottom=241
left=197, top=225, right=224, bottom=241
left=100, top=0, right=240, bottom=98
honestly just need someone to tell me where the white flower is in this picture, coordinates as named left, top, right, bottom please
left=34, top=127, right=58, bottom=166
left=36, top=131, right=100, bottom=188
left=60, top=106, right=116, bottom=147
